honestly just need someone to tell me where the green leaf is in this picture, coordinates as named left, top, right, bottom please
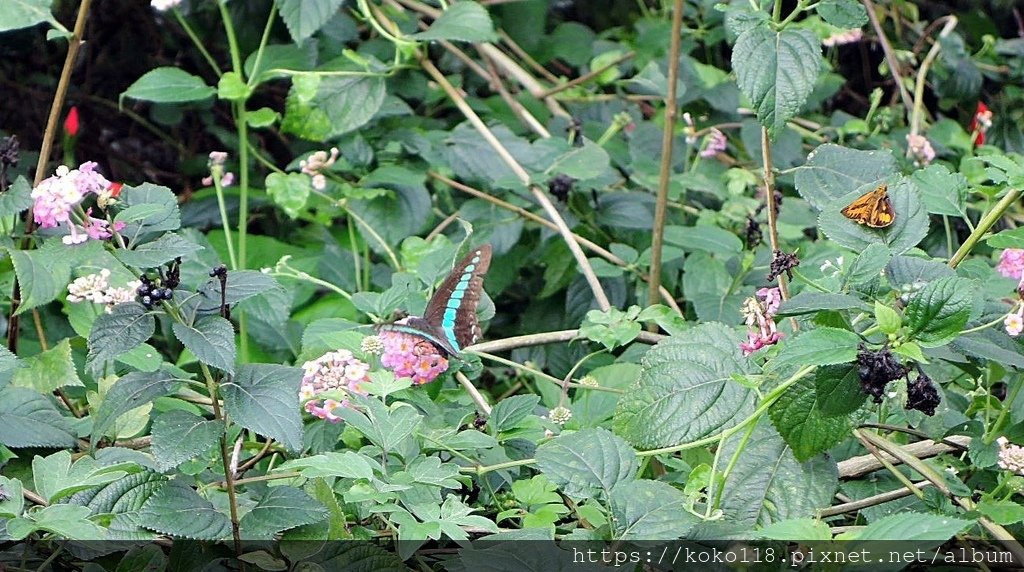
left=87, top=302, right=155, bottom=365
left=11, top=339, right=83, bottom=392
left=274, top=451, right=374, bottom=480
left=768, top=327, right=860, bottom=370
left=904, top=277, right=973, bottom=347
left=535, top=428, right=638, bottom=500
left=0, top=476, right=24, bottom=518
left=412, top=2, right=498, bottom=42
left=138, top=481, right=232, bottom=540
left=732, top=24, right=822, bottom=137
left=113, top=232, right=202, bottom=268
left=614, top=323, right=755, bottom=449
left=490, top=394, right=540, bottom=432
left=544, top=141, right=611, bottom=180
left=239, top=487, right=328, bottom=540
left=844, top=243, right=892, bottom=286
left=608, top=480, right=697, bottom=540
left=349, top=166, right=431, bottom=248
left=816, top=0, right=867, bottom=28
left=664, top=225, right=743, bottom=256
left=32, top=450, right=133, bottom=503
left=276, top=0, right=344, bottom=43
left=0, top=0, right=61, bottom=33
left=776, top=292, right=869, bottom=316
left=910, top=164, right=968, bottom=217
left=976, top=500, right=1024, bottom=525
left=844, top=511, right=971, bottom=540
left=874, top=301, right=902, bottom=334
left=8, top=244, right=72, bottom=314
left=337, top=396, right=422, bottom=453
left=0, top=387, right=77, bottom=448
left=815, top=365, right=865, bottom=417
left=115, top=545, right=167, bottom=572
left=216, top=71, right=251, bottom=101
left=222, top=364, right=304, bottom=451
left=282, top=73, right=386, bottom=140
left=247, top=107, right=280, bottom=128
left=265, top=172, right=310, bottom=219
left=987, top=227, right=1024, bottom=249
left=769, top=377, right=851, bottom=461
left=0, top=177, right=34, bottom=217
left=122, top=67, right=216, bottom=103
left=715, top=422, right=838, bottom=527
left=6, top=504, right=106, bottom=540
left=92, top=369, right=185, bottom=441
left=118, top=183, right=181, bottom=233
left=794, top=144, right=898, bottom=210
left=151, top=410, right=222, bottom=471
left=818, top=179, right=929, bottom=256
left=172, top=316, right=236, bottom=374
left=757, top=517, right=832, bottom=541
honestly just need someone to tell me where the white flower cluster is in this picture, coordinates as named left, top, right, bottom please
left=67, top=269, right=142, bottom=313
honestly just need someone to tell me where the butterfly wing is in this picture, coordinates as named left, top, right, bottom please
left=378, top=316, right=458, bottom=356
left=841, top=184, right=894, bottom=228
left=422, top=244, right=492, bottom=354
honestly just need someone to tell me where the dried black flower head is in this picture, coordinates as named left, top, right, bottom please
left=745, top=216, right=762, bottom=249
left=161, top=257, right=182, bottom=289
left=992, top=382, right=1007, bottom=401
left=906, top=369, right=940, bottom=416
left=856, top=343, right=906, bottom=403
left=547, top=174, right=575, bottom=203
left=473, top=413, right=488, bottom=430
left=767, top=249, right=800, bottom=282
left=0, top=135, right=20, bottom=191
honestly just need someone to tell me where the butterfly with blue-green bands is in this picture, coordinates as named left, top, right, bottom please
left=379, top=244, right=492, bottom=356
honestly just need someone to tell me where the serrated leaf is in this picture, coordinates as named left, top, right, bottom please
left=412, top=2, right=497, bottom=42
left=67, top=471, right=168, bottom=516
left=336, top=396, right=422, bottom=453
left=536, top=428, right=638, bottom=500
left=976, top=500, right=1024, bottom=525
left=0, top=476, right=25, bottom=518
left=8, top=245, right=72, bottom=314
left=844, top=243, right=892, bottom=286
left=349, top=166, right=431, bottom=249
left=6, top=504, right=106, bottom=540
left=769, top=377, right=851, bottom=461
left=282, top=73, right=386, bottom=140
left=776, top=292, right=869, bottom=316
left=544, top=141, right=610, bottom=180
left=816, top=0, right=867, bottom=28
left=814, top=364, right=865, bottom=416
left=614, top=323, right=755, bottom=449
left=664, top=225, right=743, bottom=256
left=113, top=233, right=202, bottom=268
left=756, top=517, right=832, bottom=541
left=222, top=364, right=304, bottom=451
left=0, top=0, right=61, bottom=33
left=768, top=327, right=860, bottom=371
left=986, top=227, right=1024, bottom=249
left=490, top=394, right=540, bottom=431
left=608, top=480, right=697, bottom=540
left=92, top=369, right=185, bottom=441
left=138, top=481, right=231, bottom=540
left=733, top=24, right=822, bottom=137
left=265, top=172, right=310, bottom=219
left=239, top=487, right=328, bottom=540
left=172, top=316, right=236, bottom=374
left=910, top=164, right=968, bottom=217
left=845, top=511, right=970, bottom=540
left=87, top=302, right=155, bottom=365
left=32, top=450, right=133, bottom=503
left=715, top=422, right=838, bottom=527
left=0, top=387, right=77, bottom=448
left=118, top=183, right=181, bottom=233
left=819, top=180, right=929, bottom=256
left=275, top=451, right=374, bottom=480
left=123, top=68, right=215, bottom=103
left=794, top=144, right=898, bottom=210
left=276, top=0, right=344, bottom=43
left=904, top=277, right=973, bottom=347
left=874, top=302, right=902, bottom=334
left=151, top=411, right=222, bottom=471
left=0, top=177, right=34, bottom=217
left=11, top=339, right=83, bottom=392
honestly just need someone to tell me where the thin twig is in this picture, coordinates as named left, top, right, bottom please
left=861, top=0, right=914, bottom=118
left=420, top=56, right=611, bottom=310
left=479, top=50, right=552, bottom=138
left=467, top=328, right=664, bottom=354
left=456, top=371, right=491, bottom=414
left=498, top=30, right=559, bottom=83
left=819, top=481, right=932, bottom=517
left=537, top=51, right=636, bottom=98
left=837, top=434, right=970, bottom=478
left=907, top=16, right=958, bottom=145
left=760, top=127, right=792, bottom=306
left=430, top=172, right=681, bottom=312
left=647, top=1, right=683, bottom=318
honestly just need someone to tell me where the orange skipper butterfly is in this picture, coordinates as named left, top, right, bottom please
left=841, top=184, right=894, bottom=228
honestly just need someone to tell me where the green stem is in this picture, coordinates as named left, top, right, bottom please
left=948, top=188, right=1021, bottom=268
left=246, top=2, right=278, bottom=89
left=213, top=174, right=238, bottom=270
left=460, top=458, right=537, bottom=476
left=959, top=313, right=1010, bottom=336
left=173, top=9, right=222, bottom=77
left=711, top=420, right=757, bottom=512
left=984, top=378, right=1023, bottom=444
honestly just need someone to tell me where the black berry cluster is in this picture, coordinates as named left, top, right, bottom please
left=856, top=343, right=906, bottom=403
left=136, top=275, right=174, bottom=309
left=209, top=264, right=228, bottom=279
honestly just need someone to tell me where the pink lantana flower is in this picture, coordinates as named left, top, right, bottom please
left=740, top=287, right=784, bottom=356
left=997, top=249, right=1024, bottom=280
left=299, top=350, right=371, bottom=423
left=378, top=327, right=449, bottom=385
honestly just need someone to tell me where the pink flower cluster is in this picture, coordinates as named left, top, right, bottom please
left=906, top=134, right=935, bottom=166
left=997, top=437, right=1024, bottom=475
left=299, top=350, right=370, bottom=423
left=740, top=287, right=783, bottom=356
left=31, top=162, right=123, bottom=244
left=699, top=128, right=727, bottom=158
left=379, top=330, right=449, bottom=385
left=997, top=249, right=1024, bottom=280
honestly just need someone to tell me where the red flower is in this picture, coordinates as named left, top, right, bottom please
left=108, top=182, right=122, bottom=197
left=63, top=106, right=80, bottom=137
left=969, top=102, right=992, bottom=147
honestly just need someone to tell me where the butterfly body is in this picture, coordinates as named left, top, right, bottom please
left=841, top=184, right=894, bottom=228
left=379, top=245, right=492, bottom=356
